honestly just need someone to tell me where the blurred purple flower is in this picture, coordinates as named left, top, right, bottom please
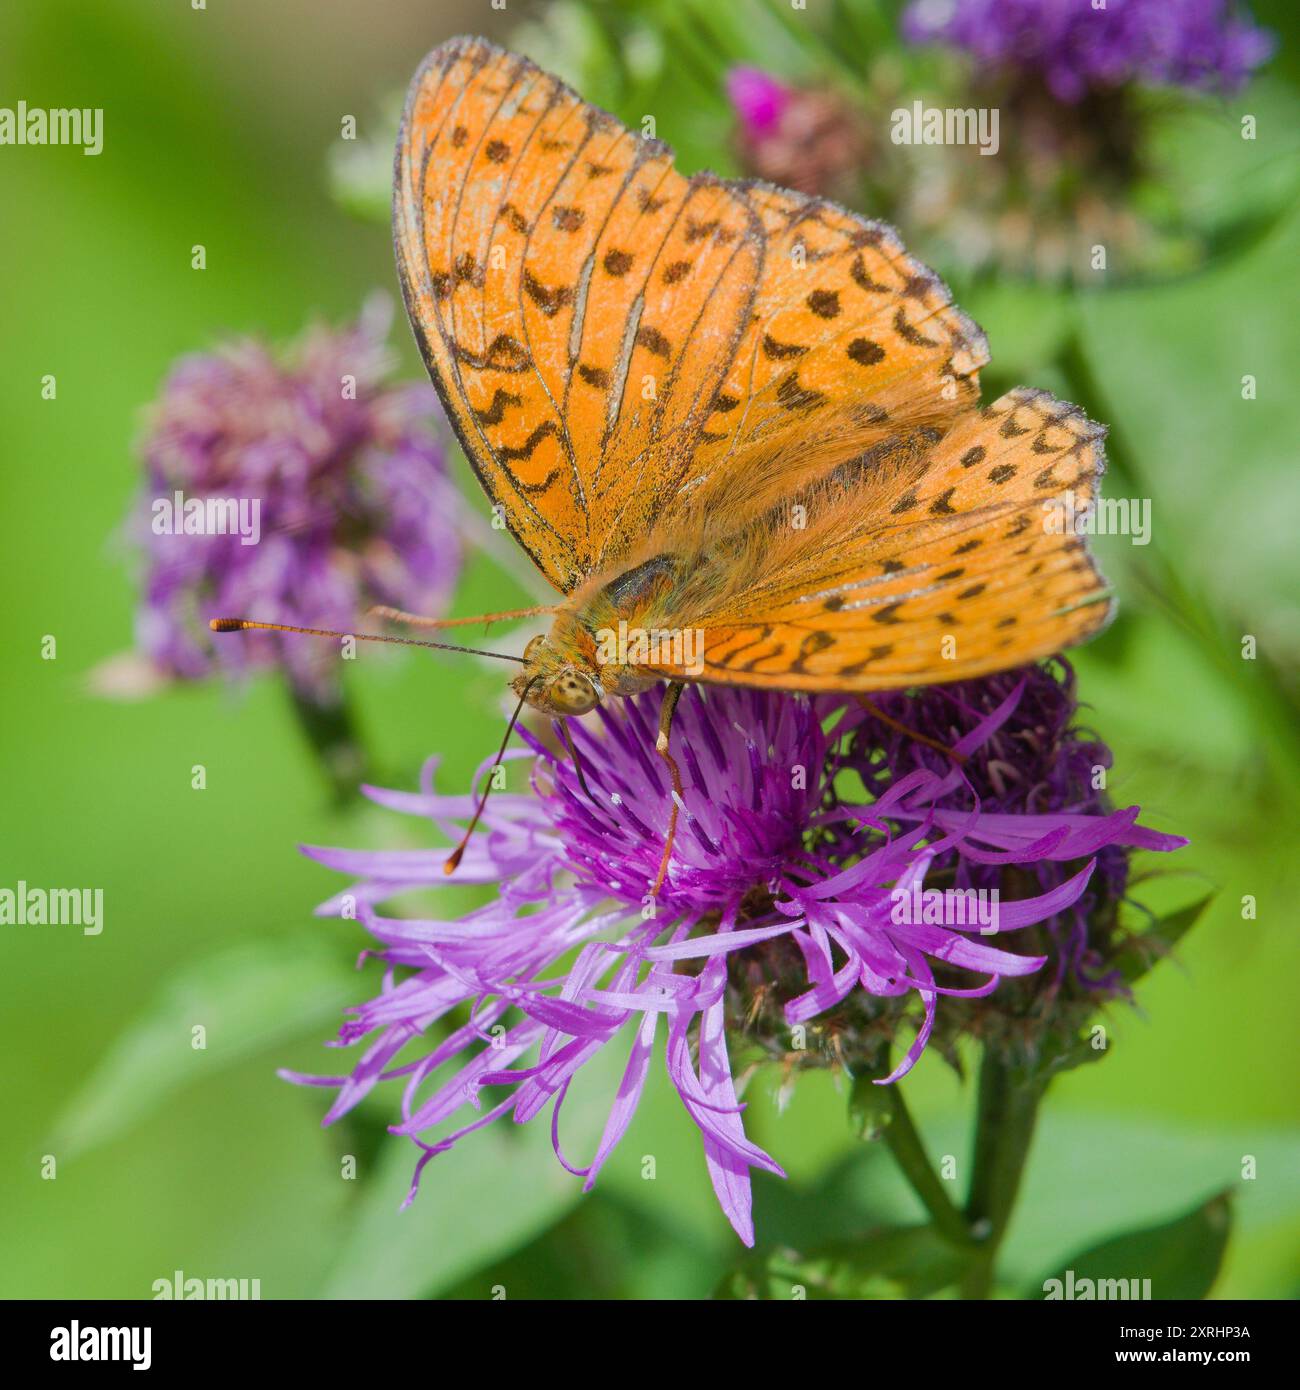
left=726, top=66, right=793, bottom=137
left=724, top=65, right=869, bottom=197
left=130, top=297, right=460, bottom=700
left=288, top=675, right=1183, bottom=1244
left=903, top=0, right=1274, bottom=103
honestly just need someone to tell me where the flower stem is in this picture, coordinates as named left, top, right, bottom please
left=287, top=682, right=368, bottom=804
left=850, top=1073, right=973, bottom=1249
left=960, top=1050, right=1044, bottom=1298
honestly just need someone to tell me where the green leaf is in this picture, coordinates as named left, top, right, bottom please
left=1115, top=893, right=1216, bottom=985
left=1028, top=895, right=1218, bottom=1083
left=990, top=1115, right=1300, bottom=1293
left=439, top=1191, right=723, bottom=1300
left=716, top=1224, right=972, bottom=1300
left=1144, top=79, right=1300, bottom=249
left=1028, top=1191, right=1233, bottom=1301
left=50, top=934, right=357, bottom=1161
left=1031, top=1031, right=1108, bottom=1084
left=1075, top=201, right=1300, bottom=714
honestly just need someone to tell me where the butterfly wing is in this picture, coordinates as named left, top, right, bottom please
left=652, top=182, right=988, bottom=508
left=395, top=36, right=986, bottom=593
left=630, top=389, right=1113, bottom=689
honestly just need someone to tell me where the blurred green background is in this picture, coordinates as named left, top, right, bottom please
left=1, top=0, right=1297, bottom=1299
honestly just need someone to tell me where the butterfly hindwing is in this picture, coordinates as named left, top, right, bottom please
left=631, top=389, right=1113, bottom=689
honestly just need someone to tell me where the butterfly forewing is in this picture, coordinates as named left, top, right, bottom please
left=396, top=37, right=989, bottom=589
left=396, top=40, right=585, bottom=590
left=677, top=184, right=987, bottom=480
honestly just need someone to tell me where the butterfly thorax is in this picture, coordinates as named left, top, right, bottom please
left=512, top=555, right=684, bottom=716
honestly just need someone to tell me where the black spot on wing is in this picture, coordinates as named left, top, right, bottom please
left=474, top=389, right=523, bottom=425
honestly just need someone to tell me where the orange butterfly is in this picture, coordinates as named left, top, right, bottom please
left=218, top=36, right=1112, bottom=884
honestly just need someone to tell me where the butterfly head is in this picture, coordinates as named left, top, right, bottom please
left=513, top=634, right=603, bottom=716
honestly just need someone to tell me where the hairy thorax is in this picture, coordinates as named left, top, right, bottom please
left=512, top=553, right=688, bottom=715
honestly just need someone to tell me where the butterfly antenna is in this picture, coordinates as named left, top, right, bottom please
left=369, top=603, right=557, bottom=631
left=443, top=680, right=537, bottom=875
left=855, top=695, right=967, bottom=764
left=209, top=617, right=525, bottom=665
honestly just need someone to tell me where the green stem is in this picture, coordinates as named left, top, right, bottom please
left=960, top=1050, right=1044, bottom=1298
left=850, top=1073, right=973, bottom=1249
left=287, top=681, right=368, bottom=805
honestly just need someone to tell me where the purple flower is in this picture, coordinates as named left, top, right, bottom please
left=130, top=297, right=461, bottom=700
left=848, top=660, right=1132, bottom=990
left=288, top=673, right=1183, bottom=1244
left=903, top=0, right=1274, bottom=103
left=724, top=66, right=869, bottom=198
left=726, top=66, right=793, bottom=138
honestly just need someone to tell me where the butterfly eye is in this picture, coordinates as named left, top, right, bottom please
left=523, top=634, right=546, bottom=662
left=548, top=672, right=598, bottom=715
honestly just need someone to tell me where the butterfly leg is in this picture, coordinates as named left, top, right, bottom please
left=854, top=695, right=966, bottom=764
left=557, top=717, right=595, bottom=802
left=650, top=681, right=686, bottom=897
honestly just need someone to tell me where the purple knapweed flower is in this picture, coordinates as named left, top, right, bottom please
left=289, top=674, right=1184, bottom=1244
left=726, top=66, right=794, bottom=138
left=903, top=0, right=1274, bottom=104
left=848, top=659, right=1135, bottom=990
left=129, top=297, right=460, bottom=701
left=725, top=65, right=869, bottom=197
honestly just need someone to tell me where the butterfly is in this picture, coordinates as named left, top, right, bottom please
left=217, top=35, right=1112, bottom=884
